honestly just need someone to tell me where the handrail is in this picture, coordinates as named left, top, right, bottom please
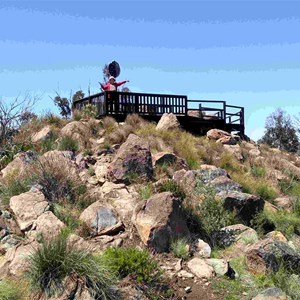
left=72, top=91, right=244, bottom=129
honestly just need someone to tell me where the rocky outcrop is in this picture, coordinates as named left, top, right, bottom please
left=252, top=288, right=288, bottom=300
left=132, top=192, right=190, bottom=252
left=156, top=113, right=180, bottom=131
left=108, top=134, right=153, bottom=183
left=207, top=129, right=241, bottom=145
left=10, top=191, right=49, bottom=231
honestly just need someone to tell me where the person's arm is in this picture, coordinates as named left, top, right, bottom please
left=116, top=80, right=129, bottom=87
left=99, top=82, right=109, bottom=91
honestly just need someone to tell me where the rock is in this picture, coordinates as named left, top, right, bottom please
left=10, top=191, right=49, bottom=231
left=207, top=129, right=231, bottom=140
left=224, top=144, right=244, bottom=160
left=79, top=202, right=124, bottom=236
left=94, top=163, right=109, bottom=184
left=152, top=152, right=187, bottom=170
left=264, top=201, right=279, bottom=213
left=195, top=239, right=211, bottom=258
left=132, top=192, right=190, bottom=252
left=156, top=113, right=180, bottom=131
left=219, top=191, right=264, bottom=224
left=245, top=239, right=300, bottom=275
left=273, top=197, right=293, bottom=212
left=187, top=258, right=214, bottom=279
left=1, top=151, right=37, bottom=179
left=205, top=258, right=228, bottom=276
left=29, top=211, right=65, bottom=241
left=101, top=182, right=138, bottom=220
left=266, top=231, right=287, bottom=242
left=0, top=214, right=22, bottom=237
left=108, top=134, right=153, bottom=183
left=0, top=240, right=38, bottom=278
left=31, top=125, right=52, bottom=143
left=252, top=287, right=288, bottom=300
left=210, top=176, right=242, bottom=193
left=177, top=270, right=194, bottom=278
left=216, top=224, right=258, bottom=252
left=217, top=136, right=238, bottom=145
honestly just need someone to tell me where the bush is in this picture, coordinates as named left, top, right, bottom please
left=0, top=176, right=32, bottom=206
left=189, top=179, right=237, bottom=246
left=58, top=136, right=79, bottom=151
left=251, top=165, right=266, bottom=177
left=52, top=203, right=80, bottom=231
left=101, top=247, right=162, bottom=284
left=138, top=184, right=153, bottom=200
left=158, top=180, right=186, bottom=201
left=170, top=238, right=189, bottom=260
left=255, top=182, right=278, bottom=201
left=27, top=231, right=117, bottom=298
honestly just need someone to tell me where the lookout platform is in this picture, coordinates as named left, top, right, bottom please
left=73, top=91, right=245, bottom=136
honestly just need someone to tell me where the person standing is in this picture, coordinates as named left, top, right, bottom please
left=99, top=76, right=129, bottom=112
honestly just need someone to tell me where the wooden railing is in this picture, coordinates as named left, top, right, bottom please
left=73, top=92, right=244, bottom=127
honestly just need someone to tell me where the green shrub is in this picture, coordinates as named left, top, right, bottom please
left=101, top=247, right=162, bottom=284
left=39, top=133, right=58, bottom=153
left=0, top=177, right=32, bottom=206
left=138, top=184, right=153, bottom=200
left=52, top=203, right=79, bottom=231
left=27, top=231, right=117, bottom=298
left=255, top=183, right=278, bottom=201
left=170, top=238, right=189, bottom=260
left=87, top=167, right=95, bottom=176
left=191, top=179, right=237, bottom=246
left=251, top=165, right=266, bottom=177
left=58, top=136, right=79, bottom=151
left=158, top=180, right=186, bottom=200
left=82, top=104, right=97, bottom=118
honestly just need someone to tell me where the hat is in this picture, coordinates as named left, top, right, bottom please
left=109, top=76, right=116, bottom=81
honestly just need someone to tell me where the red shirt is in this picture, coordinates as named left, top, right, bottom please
left=100, top=80, right=127, bottom=91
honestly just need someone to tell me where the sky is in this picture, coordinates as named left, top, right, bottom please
left=1, top=0, right=300, bottom=141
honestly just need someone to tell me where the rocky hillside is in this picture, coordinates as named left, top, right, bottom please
left=1, top=112, right=300, bottom=300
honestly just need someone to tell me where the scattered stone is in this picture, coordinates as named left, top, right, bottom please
left=31, top=125, right=52, bottom=143
left=132, top=192, right=190, bottom=252
left=265, top=231, right=287, bottom=243
left=174, top=259, right=182, bottom=272
left=177, top=270, right=194, bottom=279
left=273, top=196, right=293, bottom=212
left=184, top=286, right=192, bottom=293
left=252, top=287, right=288, bottom=300
left=195, top=239, right=211, bottom=258
left=187, top=258, right=214, bottom=279
left=224, top=144, right=244, bottom=160
left=217, top=136, right=238, bottom=145
left=156, top=113, right=180, bottom=131
left=205, top=258, right=228, bottom=276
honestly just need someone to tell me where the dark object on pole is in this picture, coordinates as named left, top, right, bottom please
left=108, top=61, right=121, bottom=78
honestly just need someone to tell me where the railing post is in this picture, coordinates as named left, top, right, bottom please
left=135, top=94, right=139, bottom=113
left=223, top=101, right=226, bottom=122
left=184, top=97, right=188, bottom=116
left=105, top=92, right=108, bottom=115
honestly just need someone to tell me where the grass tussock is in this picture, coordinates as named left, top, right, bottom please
left=0, top=278, right=29, bottom=300
left=27, top=231, right=118, bottom=299
left=170, top=238, right=189, bottom=260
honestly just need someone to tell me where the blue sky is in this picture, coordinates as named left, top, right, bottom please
left=1, top=0, right=300, bottom=140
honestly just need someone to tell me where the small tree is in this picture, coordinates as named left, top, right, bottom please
left=72, top=90, right=85, bottom=102
left=0, top=94, right=38, bottom=145
left=52, top=93, right=72, bottom=119
left=259, top=108, right=299, bottom=153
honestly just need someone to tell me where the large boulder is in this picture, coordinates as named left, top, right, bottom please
left=1, top=151, right=37, bottom=179
left=152, top=152, right=187, bottom=170
left=10, top=191, right=49, bottom=231
left=79, top=201, right=124, bottom=236
left=0, top=240, right=38, bottom=278
left=28, top=211, right=65, bottom=241
left=219, top=191, right=264, bottom=225
left=132, top=192, right=190, bottom=252
left=156, top=113, right=180, bottom=131
left=108, top=134, right=153, bottom=183
left=207, top=129, right=231, bottom=140
left=187, top=258, right=214, bottom=279
left=245, top=238, right=300, bottom=275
